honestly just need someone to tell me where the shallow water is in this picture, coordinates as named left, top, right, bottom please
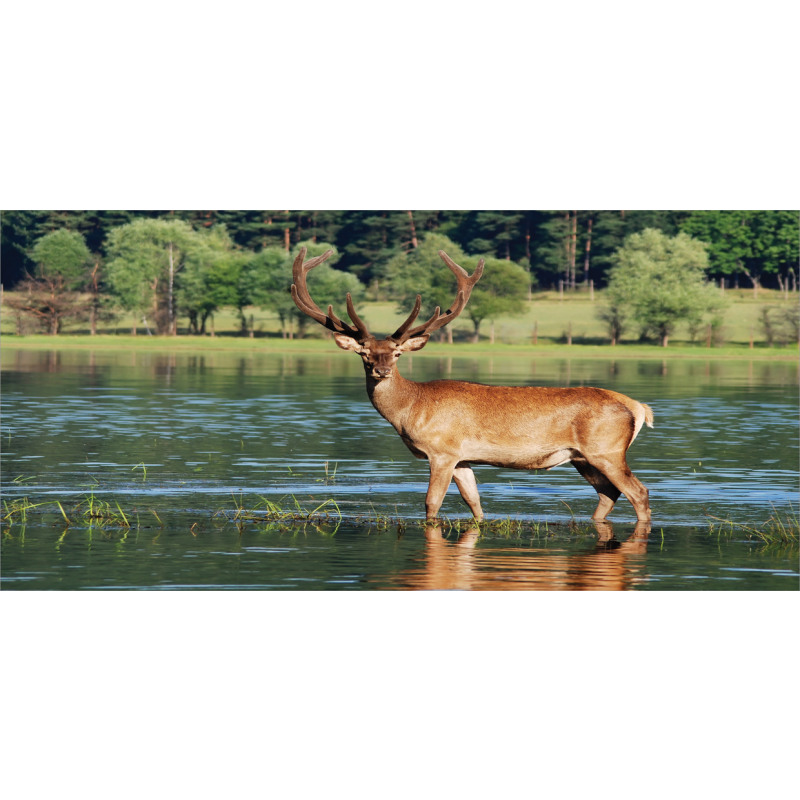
left=1, top=347, right=797, bottom=590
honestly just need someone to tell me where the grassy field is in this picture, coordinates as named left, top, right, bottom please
left=2, top=288, right=798, bottom=359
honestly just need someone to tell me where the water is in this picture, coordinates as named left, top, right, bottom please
left=1, top=346, right=798, bottom=590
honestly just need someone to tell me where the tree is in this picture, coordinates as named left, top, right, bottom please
left=382, top=233, right=529, bottom=342
left=241, top=246, right=294, bottom=336
left=603, top=228, right=725, bottom=347
left=105, top=218, right=196, bottom=334
left=177, top=225, right=243, bottom=334
left=681, top=210, right=799, bottom=294
left=456, top=256, right=530, bottom=342
left=3, top=229, right=92, bottom=334
left=381, top=233, right=467, bottom=308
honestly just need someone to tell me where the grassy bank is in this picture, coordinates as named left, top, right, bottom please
left=3, top=288, right=798, bottom=360
left=2, top=332, right=797, bottom=361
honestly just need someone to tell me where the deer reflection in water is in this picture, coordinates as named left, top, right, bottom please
left=393, top=522, right=651, bottom=591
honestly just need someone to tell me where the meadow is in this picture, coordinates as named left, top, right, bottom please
left=3, top=287, right=798, bottom=358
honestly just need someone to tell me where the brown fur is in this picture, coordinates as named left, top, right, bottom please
left=291, top=248, right=652, bottom=523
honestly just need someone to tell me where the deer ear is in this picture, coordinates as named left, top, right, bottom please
left=399, top=335, right=429, bottom=352
left=334, top=335, right=365, bottom=353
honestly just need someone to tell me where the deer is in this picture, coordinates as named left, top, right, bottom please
left=290, top=247, right=653, bottom=524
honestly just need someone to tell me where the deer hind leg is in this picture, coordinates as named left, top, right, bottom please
left=572, top=458, right=622, bottom=521
left=583, top=452, right=651, bottom=522
left=452, top=463, right=484, bottom=521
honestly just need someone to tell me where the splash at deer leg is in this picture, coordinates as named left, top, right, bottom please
left=452, top=463, right=484, bottom=521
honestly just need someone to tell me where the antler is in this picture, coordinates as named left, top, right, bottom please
left=390, top=251, right=484, bottom=342
left=290, top=247, right=370, bottom=339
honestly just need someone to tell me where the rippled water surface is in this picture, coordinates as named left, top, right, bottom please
left=2, top=346, right=797, bottom=590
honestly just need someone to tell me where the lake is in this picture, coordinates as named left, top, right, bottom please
left=1, top=346, right=797, bottom=590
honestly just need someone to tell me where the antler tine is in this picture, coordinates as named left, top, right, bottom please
left=395, top=252, right=484, bottom=341
left=290, top=247, right=368, bottom=339
left=345, top=293, right=371, bottom=338
left=389, top=294, right=422, bottom=341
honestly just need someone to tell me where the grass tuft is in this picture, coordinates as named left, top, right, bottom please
left=705, top=505, right=798, bottom=545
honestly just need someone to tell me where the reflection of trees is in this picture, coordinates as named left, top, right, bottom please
left=393, top=522, right=651, bottom=591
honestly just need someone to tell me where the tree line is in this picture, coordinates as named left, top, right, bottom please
left=1, top=210, right=797, bottom=342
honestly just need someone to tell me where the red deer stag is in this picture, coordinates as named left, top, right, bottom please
left=290, top=247, right=653, bottom=523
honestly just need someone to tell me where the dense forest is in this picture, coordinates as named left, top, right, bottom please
left=1, top=210, right=797, bottom=337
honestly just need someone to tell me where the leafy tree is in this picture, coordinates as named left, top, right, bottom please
left=603, top=228, right=725, bottom=347
left=177, top=225, right=243, bottom=334
left=105, top=218, right=196, bottom=334
left=336, top=211, right=416, bottom=283
left=30, top=228, right=91, bottom=287
left=241, top=246, right=294, bottom=336
left=681, top=210, right=799, bottom=294
left=458, top=211, right=526, bottom=260
left=2, top=229, right=92, bottom=334
left=596, top=302, right=628, bottom=346
left=381, top=233, right=467, bottom=309
left=456, top=256, right=530, bottom=342
left=382, top=233, right=529, bottom=341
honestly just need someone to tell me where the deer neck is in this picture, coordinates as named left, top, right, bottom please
left=365, top=368, right=419, bottom=426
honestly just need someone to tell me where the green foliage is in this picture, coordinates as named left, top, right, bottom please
left=105, top=218, right=197, bottom=334
left=604, top=228, right=726, bottom=346
left=1, top=229, right=92, bottom=334
left=30, top=228, right=91, bottom=287
left=178, top=225, right=244, bottom=334
left=241, top=246, right=293, bottom=333
left=381, top=233, right=467, bottom=311
left=3, top=211, right=798, bottom=339
left=681, top=210, right=799, bottom=289
left=458, top=256, right=530, bottom=339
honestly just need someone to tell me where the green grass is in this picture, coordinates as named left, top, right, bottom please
left=6, top=492, right=797, bottom=548
left=3, top=289, right=798, bottom=358
left=2, top=332, right=795, bottom=362
left=705, top=506, right=799, bottom=546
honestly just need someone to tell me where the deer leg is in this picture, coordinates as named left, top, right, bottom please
left=584, top=453, right=651, bottom=522
left=425, top=456, right=458, bottom=520
left=572, top=458, right=621, bottom=521
left=452, top=463, right=484, bottom=521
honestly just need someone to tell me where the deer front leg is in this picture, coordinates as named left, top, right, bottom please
left=452, top=463, right=484, bottom=521
left=425, top=455, right=459, bottom=520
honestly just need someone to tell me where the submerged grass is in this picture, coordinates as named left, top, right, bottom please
left=3, top=492, right=798, bottom=548
left=3, top=493, right=139, bottom=530
left=705, top=505, right=799, bottom=545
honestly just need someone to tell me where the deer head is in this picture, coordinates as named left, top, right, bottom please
left=290, top=247, right=484, bottom=381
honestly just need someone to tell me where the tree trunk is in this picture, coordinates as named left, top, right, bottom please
left=740, top=263, right=760, bottom=298
left=167, top=241, right=177, bottom=335
left=407, top=211, right=418, bottom=249
left=584, top=216, right=593, bottom=284
left=90, top=260, right=100, bottom=335
left=570, top=211, right=577, bottom=289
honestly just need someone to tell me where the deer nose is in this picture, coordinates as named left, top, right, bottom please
left=373, top=367, right=392, bottom=379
